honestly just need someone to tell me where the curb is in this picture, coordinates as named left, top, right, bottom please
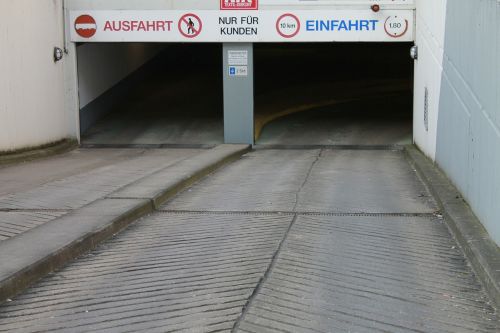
left=0, top=139, right=78, bottom=167
left=152, top=144, right=251, bottom=209
left=0, top=199, right=153, bottom=305
left=404, top=145, right=500, bottom=309
left=0, top=144, right=251, bottom=304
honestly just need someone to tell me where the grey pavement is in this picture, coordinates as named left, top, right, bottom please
left=163, top=149, right=436, bottom=214
left=0, top=144, right=250, bottom=306
left=0, top=148, right=498, bottom=332
left=0, top=148, right=202, bottom=241
left=0, top=213, right=291, bottom=332
left=0, top=148, right=174, bottom=197
left=237, top=214, right=496, bottom=333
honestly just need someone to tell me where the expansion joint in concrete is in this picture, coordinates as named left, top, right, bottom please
left=293, top=149, right=322, bottom=212
left=156, top=210, right=440, bottom=218
left=231, top=214, right=299, bottom=333
left=0, top=209, right=69, bottom=213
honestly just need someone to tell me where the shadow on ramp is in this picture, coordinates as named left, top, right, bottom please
left=256, top=94, right=413, bottom=146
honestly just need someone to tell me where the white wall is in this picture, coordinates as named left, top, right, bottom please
left=0, top=1, right=166, bottom=151
left=435, top=0, right=500, bottom=245
left=415, top=0, right=500, bottom=245
left=77, top=43, right=164, bottom=108
left=413, top=0, right=448, bottom=160
left=0, top=0, right=75, bottom=152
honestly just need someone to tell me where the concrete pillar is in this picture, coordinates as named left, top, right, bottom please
left=223, top=43, right=254, bottom=144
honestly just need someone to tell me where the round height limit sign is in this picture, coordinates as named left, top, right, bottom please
left=384, top=16, right=409, bottom=38
left=276, top=13, right=300, bottom=38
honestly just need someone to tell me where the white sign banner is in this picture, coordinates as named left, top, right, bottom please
left=70, top=10, right=414, bottom=43
left=228, top=50, right=249, bottom=65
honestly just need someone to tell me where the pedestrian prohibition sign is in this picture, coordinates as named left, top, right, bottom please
left=178, top=13, right=202, bottom=38
left=276, top=13, right=300, bottom=39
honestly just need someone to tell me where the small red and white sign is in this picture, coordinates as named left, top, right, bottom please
left=74, top=15, right=97, bottom=38
left=178, top=13, right=202, bottom=38
left=221, top=0, right=258, bottom=10
left=276, top=13, right=300, bottom=39
left=384, top=16, right=409, bottom=38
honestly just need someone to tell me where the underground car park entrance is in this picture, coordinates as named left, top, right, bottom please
left=3, top=2, right=500, bottom=331
left=69, top=1, right=416, bottom=147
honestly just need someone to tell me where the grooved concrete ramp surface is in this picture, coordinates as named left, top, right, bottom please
left=164, top=149, right=437, bottom=214
left=0, top=213, right=291, bottom=332
left=0, top=148, right=498, bottom=332
left=236, top=215, right=497, bottom=333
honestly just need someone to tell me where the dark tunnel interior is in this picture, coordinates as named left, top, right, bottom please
left=254, top=42, right=414, bottom=145
left=81, top=42, right=414, bottom=146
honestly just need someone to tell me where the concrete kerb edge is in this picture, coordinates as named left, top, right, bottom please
left=0, top=200, right=154, bottom=304
left=0, top=144, right=251, bottom=304
left=0, top=139, right=78, bottom=167
left=403, top=145, right=500, bottom=309
left=152, top=145, right=252, bottom=209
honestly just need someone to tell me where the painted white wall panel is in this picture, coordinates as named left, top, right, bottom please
left=412, top=0, right=447, bottom=160
left=0, top=0, right=74, bottom=152
left=435, top=0, right=500, bottom=245
left=77, top=43, right=164, bottom=108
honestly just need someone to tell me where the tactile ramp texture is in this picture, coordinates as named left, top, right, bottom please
left=0, top=211, right=67, bottom=241
left=164, top=149, right=437, bottom=214
left=0, top=213, right=292, bottom=333
left=0, top=150, right=200, bottom=210
left=236, top=215, right=500, bottom=333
